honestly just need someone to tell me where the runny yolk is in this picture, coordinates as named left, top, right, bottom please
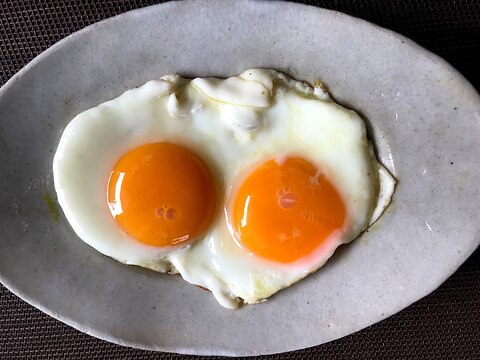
left=107, top=143, right=215, bottom=247
left=231, top=157, right=346, bottom=263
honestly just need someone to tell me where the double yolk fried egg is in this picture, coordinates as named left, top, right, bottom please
left=53, top=69, right=395, bottom=309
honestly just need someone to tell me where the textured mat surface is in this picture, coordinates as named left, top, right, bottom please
left=1, top=1, right=479, bottom=359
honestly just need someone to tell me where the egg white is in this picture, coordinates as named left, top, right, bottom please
left=53, top=69, right=395, bottom=309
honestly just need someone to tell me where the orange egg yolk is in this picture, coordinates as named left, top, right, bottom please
left=107, top=143, right=215, bottom=247
left=231, top=157, right=346, bottom=263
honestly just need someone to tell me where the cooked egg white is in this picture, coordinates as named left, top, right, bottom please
left=53, top=69, right=395, bottom=309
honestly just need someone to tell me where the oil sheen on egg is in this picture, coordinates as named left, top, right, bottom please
left=53, top=69, right=396, bottom=309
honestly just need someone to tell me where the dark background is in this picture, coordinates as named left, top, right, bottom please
left=1, top=1, right=479, bottom=359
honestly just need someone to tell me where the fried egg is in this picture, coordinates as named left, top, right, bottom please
left=53, top=69, right=395, bottom=309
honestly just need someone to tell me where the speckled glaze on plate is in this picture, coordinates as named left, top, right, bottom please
left=0, top=0, right=479, bottom=356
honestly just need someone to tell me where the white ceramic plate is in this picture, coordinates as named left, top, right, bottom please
left=0, top=0, right=479, bottom=356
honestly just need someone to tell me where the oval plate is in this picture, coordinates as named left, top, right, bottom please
left=0, top=0, right=479, bottom=356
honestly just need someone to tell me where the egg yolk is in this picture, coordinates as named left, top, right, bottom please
left=107, top=143, right=215, bottom=247
left=231, top=157, right=346, bottom=263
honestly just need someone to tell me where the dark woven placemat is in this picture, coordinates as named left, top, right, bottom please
left=1, top=1, right=479, bottom=359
